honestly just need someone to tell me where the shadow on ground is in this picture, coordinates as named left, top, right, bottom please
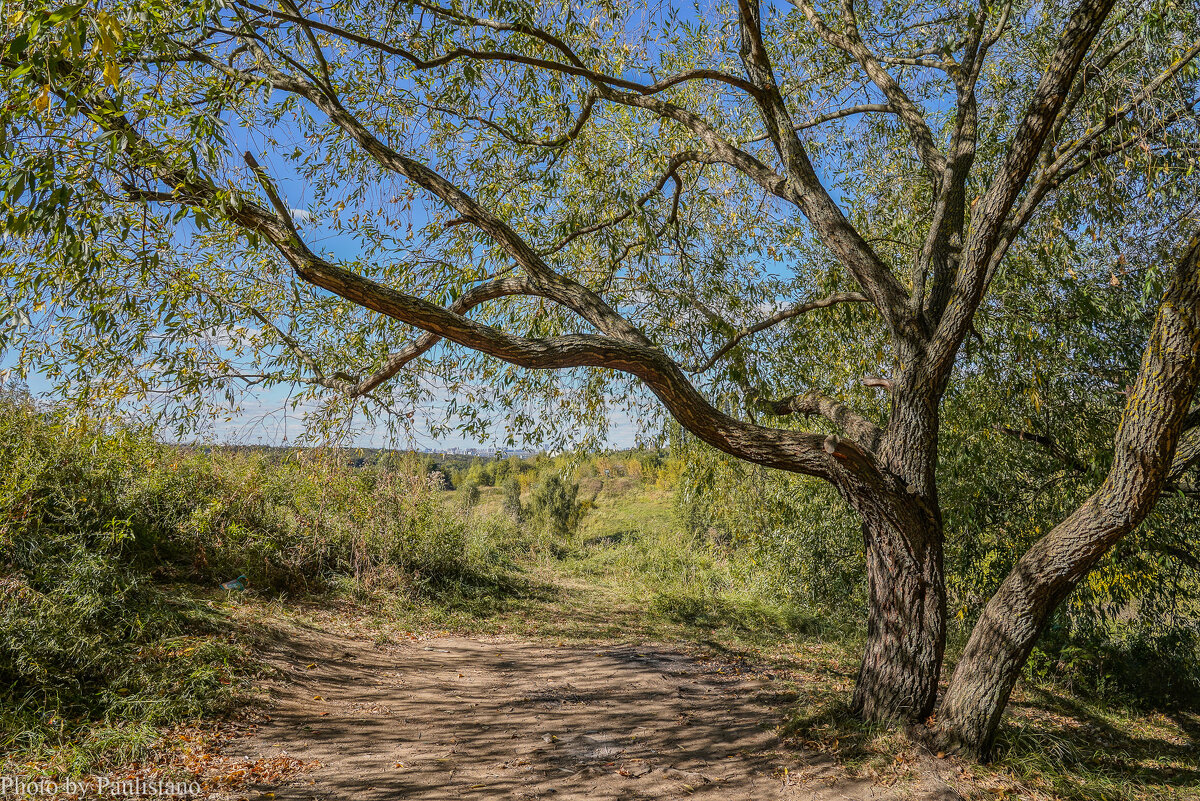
left=219, top=622, right=960, bottom=800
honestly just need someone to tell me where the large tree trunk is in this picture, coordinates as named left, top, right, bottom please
left=847, top=339, right=949, bottom=724
left=937, top=238, right=1200, bottom=760
left=853, top=507, right=945, bottom=722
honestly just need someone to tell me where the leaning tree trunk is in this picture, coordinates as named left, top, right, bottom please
left=937, top=238, right=1200, bottom=760
left=852, top=505, right=945, bottom=722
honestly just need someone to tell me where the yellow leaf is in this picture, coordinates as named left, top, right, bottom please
left=103, top=61, right=120, bottom=88
left=34, top=86, right=50, bottom=113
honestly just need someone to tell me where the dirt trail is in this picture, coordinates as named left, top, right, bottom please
left=220, top=623, right=961, bottom=800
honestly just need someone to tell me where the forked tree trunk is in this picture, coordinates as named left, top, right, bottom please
left=852, top=499, right=946, bottom=722
left=937, top=239, right=1200, bottom=760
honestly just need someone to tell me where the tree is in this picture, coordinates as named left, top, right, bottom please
left=1, top=0, right=1197, bottom=758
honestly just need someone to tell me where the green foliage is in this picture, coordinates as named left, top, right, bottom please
left=4, top=0, right=1192, bottom=451
left=0, top=390, right=533, bottom=768
left=1027, top=622, right=1200, bottom=709
left=558, top=485, right=841, bottom=645
left=676, top=419, right=1200, bottom=707
left=460, top=481, right=481, bottom=509
left=500, top=476, right=523, bottom=521
left=464, top=459, right=495, bottom=488
left=673, top=440, right=864, bottom=617
left=527, top=473, right=583, bottom=539
left=0, top=391, right=247, bottom=762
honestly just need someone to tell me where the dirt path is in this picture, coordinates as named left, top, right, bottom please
left=218, top=622, right=961, bottom=800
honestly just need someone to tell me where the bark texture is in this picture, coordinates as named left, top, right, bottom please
left=936, top=239, right=1200, bottom=759
left=852, top=508, right=945, bottom=721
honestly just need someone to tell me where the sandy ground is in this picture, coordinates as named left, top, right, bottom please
left=213, top=622, right=962, bottom=801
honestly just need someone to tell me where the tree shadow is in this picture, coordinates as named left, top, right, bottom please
left=994, top=682, right=1200, bottom=797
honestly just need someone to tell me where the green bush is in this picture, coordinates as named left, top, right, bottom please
left=501, top=476, right=523, bottom=521
left=459, top=482, right=481, bottom=509
left=528, top=473, right=582, bottom=538
left=0, top=393, right=247, bottom=761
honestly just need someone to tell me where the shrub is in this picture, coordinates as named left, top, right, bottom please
left=501, top=477, right=523, bottom=521
left=528, top=473, right=582, bottom=538
left=0, top=391, right=527, bottom=766
left=0, top=393, right=247, bottom=760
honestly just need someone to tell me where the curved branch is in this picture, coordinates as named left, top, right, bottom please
left=766, top=390, right=884, bottom=453
left=234, top=0, right=762, bottom=97
left=431, top=92, right=598, bottom=150
left=234, top=192, right=859, bottom=480
left=350, top=275, right=541, bottom=397
left=92, top=97, right=871, bottom=484
left=738, top=102, right=895, bottom=144
left=692, top=291, right=871, bottom=372
left=540, top=150, right=710, bottom=256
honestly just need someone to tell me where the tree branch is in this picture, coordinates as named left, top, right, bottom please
left=930, top=0, right=1118, bottom=378
left=431, top=92, right=598, bottom=150
left=996, top=426, right=1087, bottom=472
left=738, top=103, right=895, bottom=144
left=691, top=291, right=870, bottom=372
left=766, top=390, right=884, bottom=453
left=793, top=0, right=948, bottom=176
left=733, top=0, right=912, bottom=334
left=234, top=0, right=763, bottom=97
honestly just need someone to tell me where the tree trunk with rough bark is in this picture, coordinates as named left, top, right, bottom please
left=936, top=239, right=1200, bottom=760
left=853, top=510, right=945, bottom=722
